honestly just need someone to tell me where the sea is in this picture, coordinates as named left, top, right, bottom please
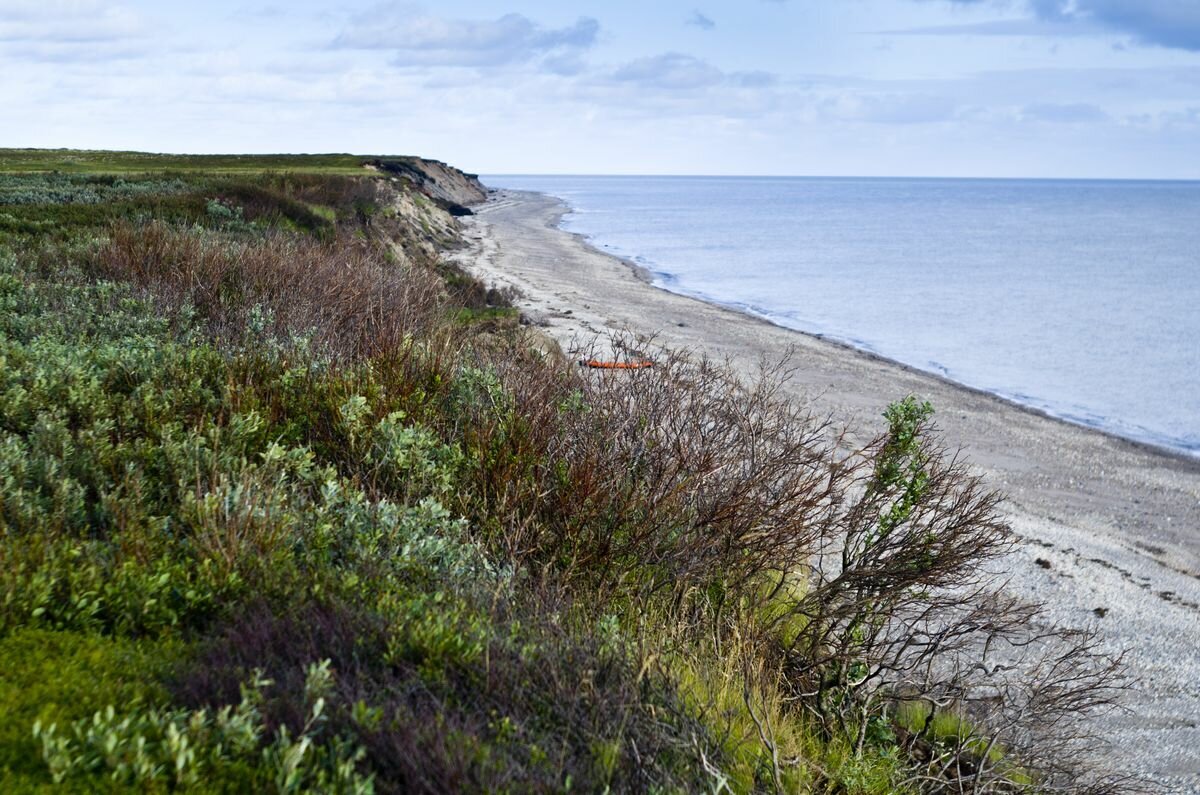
left=484, top=176, right=1200, bottom=459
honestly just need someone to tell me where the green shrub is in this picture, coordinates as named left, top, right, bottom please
left=0, top=629, right=178, bottom=786
left=34, top=660, right=373, bottom=794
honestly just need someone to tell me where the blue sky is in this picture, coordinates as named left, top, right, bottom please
left=2, top=0, right=1198, bottom=177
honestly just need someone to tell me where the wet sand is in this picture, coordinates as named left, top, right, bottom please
left=454, top=189, right=1200, bottom=790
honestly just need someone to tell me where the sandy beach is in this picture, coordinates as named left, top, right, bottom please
left=455, top=189, right=1200, bottom=790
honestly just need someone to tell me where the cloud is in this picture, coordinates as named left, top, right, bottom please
left=1022, top=102, right=1109, bottom=122
left=732, top=71, right=778, bottom=88
left=914, top=0, right=1200, bottom=51
left=1, top=42, right=146, bottom=63
left=538, top=53, right=585, bottom=76
left=333, top=5, right=600, bottom=68
left=0, top=1, right=148, bottom=45
left=687, top=11, right=716, bottom=31
left=609, top=53, right=776, bottom=92
left=878, top=18, right=1101, bottom=38
left=612, top=53, right=724, bottom=90
left=1066, top=0, right=1200, bottom=51
left=1155, top=106, right=1200, bottom=129
left=0, top=0, right=151, bottom=63
left=822, top=92, right=961, bottom=124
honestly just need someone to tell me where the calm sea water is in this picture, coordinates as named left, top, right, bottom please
left=485, top=175, right=1200, bottom=458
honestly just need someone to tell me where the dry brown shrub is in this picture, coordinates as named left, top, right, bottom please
left=460, top=333, right=1134, bottom=793
left=448, top=334, right=851, bottom=606
left=94, top=220, right=447, bottom=359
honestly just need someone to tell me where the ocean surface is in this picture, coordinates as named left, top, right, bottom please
left=484, top=175, right=1200, bottom=458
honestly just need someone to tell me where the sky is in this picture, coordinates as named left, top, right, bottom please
left=1, top=0, right=1198, bottom=177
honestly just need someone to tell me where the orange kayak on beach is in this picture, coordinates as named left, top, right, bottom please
left=579, top=358, right=655, bottom=370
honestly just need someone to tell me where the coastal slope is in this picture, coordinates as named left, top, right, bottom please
left=455, top=189, right=1200, bottom=791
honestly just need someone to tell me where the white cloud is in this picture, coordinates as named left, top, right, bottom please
left=1022, top=101, right=1109, bottom=122
left=611, top=53, right=725, bottom=90
left=922, top=0, right=1200, bottom=51
left=0, top=1, right=148, bottom=44
left=609, top=53, right=777, bottom=92
left=819, top=92, right=961, bottom=124
left=332, top=5, right=599, bottom=68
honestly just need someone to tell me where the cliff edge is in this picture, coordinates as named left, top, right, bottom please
left=371, top=157, right=487, bottom=214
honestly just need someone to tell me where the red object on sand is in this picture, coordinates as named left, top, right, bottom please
left=579, top=358, right=655, bottom=370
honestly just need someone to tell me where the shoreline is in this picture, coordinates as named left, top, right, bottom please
left=554, top=199, right=1199, bottom=465
left=477, top=189, right=1200, bottom=478
left=456, top=188, right=1200, bottom=789
left=493, top=188, right=1200, bottom=466
left=665, top=281, right=1200, bottom=465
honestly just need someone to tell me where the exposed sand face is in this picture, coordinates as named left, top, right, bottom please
left=453, top=190, right=1200, bottom=790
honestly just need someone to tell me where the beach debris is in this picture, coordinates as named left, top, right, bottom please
left=579, top=358, right=655, bottom=370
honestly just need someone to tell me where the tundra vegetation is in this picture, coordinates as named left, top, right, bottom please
left=0, top=149, right=1135, bottom=793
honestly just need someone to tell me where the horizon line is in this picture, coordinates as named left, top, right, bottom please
left=482, top=173, right=1200, bottom=183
